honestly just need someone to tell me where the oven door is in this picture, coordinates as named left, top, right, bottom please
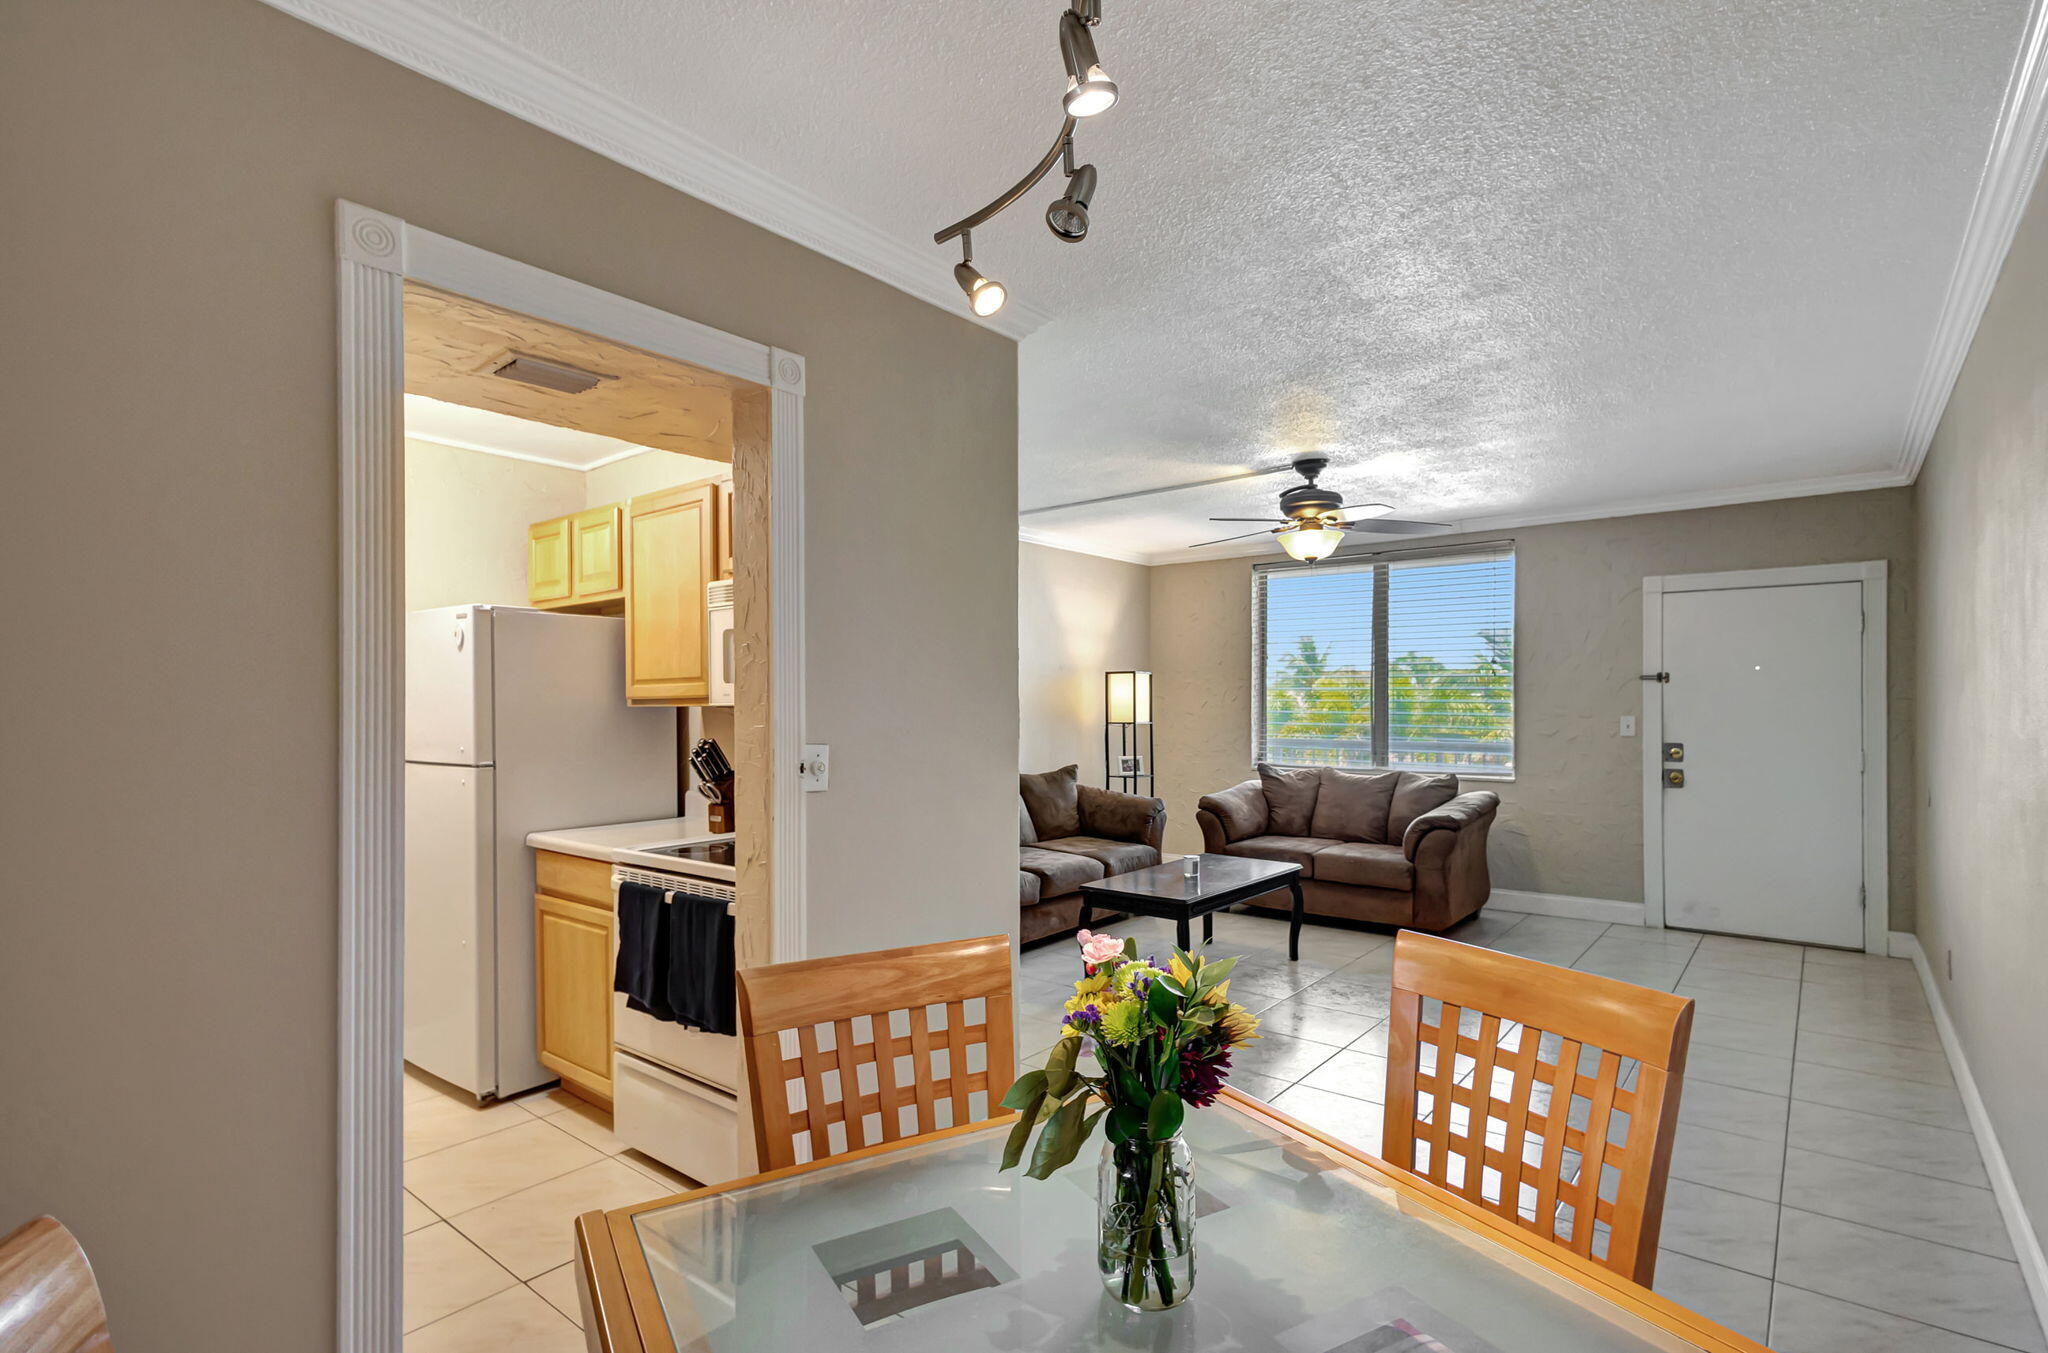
left=609, top=872, right=740, bottom=1092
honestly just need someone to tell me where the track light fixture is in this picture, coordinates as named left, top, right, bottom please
left=952, top=233, right=1008, bottom=316
left=933, top=0, right=1120, bottom=314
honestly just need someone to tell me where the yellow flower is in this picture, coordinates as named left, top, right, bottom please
left=1217, top=1003, right=1261, bottom=1047
left=1168, top=954, right=1195, bottom=987
left=1073, top=971, right=1110, bottom=997
left=1200, top=979, right=1231, bottom=1007
left=1098, top=1001, right=1145, bottom=1045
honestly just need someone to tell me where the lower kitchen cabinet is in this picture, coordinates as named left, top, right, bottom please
left=535, top=882, right=613, bottom=1108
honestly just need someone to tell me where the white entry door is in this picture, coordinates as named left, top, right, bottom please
left=1654, top=578, right=1868, bottom=947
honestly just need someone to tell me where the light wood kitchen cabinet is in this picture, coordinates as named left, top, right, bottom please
left=529, top=505, right=625, bottom=611
left=527, top=516, right=573, bottom=606
left=625, top=480, right=720, bottom=704
left=717, top=481, right=734, bottom=580
left=534, top=849, right=615, bottom=1108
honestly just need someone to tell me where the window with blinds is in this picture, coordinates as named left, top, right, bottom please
left=1254, top=547, right=1515, bottom=776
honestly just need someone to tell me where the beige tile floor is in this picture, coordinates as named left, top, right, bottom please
left=404, top=907, right=2045, bottom=1353
left=401, top=1070, right=695, bottom=1351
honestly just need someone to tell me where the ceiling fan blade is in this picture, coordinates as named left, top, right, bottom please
left=1019, top=463, right=1297, bottom=517
left=1186, top=529, right=1278, bottom=549
left=1333, top=517, right=1455, bottom=536
left=1206, top=517, right=1285, bottom=523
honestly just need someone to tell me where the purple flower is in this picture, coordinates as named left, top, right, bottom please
left=1062, top=1003, right=1101, bottom=1028
left=1178, top=1045, right=1233, bottom=1108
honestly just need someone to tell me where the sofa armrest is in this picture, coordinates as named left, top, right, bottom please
left=1400, top=790, right=1500, bottom=861
left=1078, top=784, right=1166, bottom=849
left=1196, top=808, right=1229, bottom=854
left=1197, top=778, right=1267, bottom=844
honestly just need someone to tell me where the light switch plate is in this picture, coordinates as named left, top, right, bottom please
left=799, top=744, right=830, bottom=792
left=1619, top=715, right=1637, bottom=737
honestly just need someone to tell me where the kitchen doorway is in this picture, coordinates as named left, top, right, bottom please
left=1640, top=562, right=1888, bottom=952
left=335, top=202, right=809, bottom=1352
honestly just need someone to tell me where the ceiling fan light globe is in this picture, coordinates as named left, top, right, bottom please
left=1278, top=525, right=1346, bottom=562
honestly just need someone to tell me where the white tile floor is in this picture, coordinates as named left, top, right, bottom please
left=1020, top=908, right=2046, bottom=1353
left=404, top=907, right=2045, bottom=1353
left=401, top=1072, right=695, bottom=1351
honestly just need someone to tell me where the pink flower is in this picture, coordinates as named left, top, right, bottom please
left=1076, top=930, right=1124, bottom=965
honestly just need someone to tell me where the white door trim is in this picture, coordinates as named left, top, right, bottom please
left=334, top=201, right=808, bottom=1353
left=1640, top=560, right=1888, bottom=953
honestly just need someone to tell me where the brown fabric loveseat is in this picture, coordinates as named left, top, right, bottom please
left=1197, top=764, right=1498, bottom=931
left=1018, top=765, right=1166, bottom=944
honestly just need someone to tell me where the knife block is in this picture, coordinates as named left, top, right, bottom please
left=707, top=775, right=735, bottom=834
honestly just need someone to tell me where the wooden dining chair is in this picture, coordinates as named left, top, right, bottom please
left=1380, top=931, right=1694, bottom=1285
left=0, top=1216, right=113, bottom=1353
left=737, top=934, right=1015, bottom=1170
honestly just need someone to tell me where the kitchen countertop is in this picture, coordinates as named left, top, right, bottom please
left=526, top=817, right=704, bottom=863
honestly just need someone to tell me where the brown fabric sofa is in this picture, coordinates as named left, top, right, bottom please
left=1018, top=765, right=1165, bottom=944
left=1197, top=764, right=1498, bottom=931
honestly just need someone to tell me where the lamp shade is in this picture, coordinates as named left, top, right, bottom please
left=1105, top=670, right=1152, bottom=724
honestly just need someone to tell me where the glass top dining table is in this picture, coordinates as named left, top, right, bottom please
left=574, top=1091, right=1765, bottom=1353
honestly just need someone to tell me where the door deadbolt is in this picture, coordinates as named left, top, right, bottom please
left=1663, top=742, right=1684, bottom=763
left=1665, top=768, right=1686, bottom=788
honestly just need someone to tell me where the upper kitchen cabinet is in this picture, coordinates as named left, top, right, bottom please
left=626, top=480, right=720, bottom=704
left=527, top=505, right=625, bottom=612
left=528, top=516, right=573, bottom=606
left=717, top=482, right=734, bottom=581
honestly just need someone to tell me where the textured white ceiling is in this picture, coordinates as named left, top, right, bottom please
left=413, top=0, right=2028, bottom=560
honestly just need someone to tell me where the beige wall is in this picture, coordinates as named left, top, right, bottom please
left=1149, top=489, right=1917, bottom=921
left=1915, top=169, right=2048, bottom=1243
left=1018, top=542, right=1151, bottom=780
left=404, top=437, right=585, bottom=609
left=0, top=2, right=1017, bottom=1348
left=582, top=448, right=729, bottom=507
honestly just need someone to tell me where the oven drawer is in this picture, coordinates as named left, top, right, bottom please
left=613, top=994, right=740, bottom=1091
left=614, top=1052, right=740, bottom=1186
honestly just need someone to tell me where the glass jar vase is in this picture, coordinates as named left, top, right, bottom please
left=1096, top=1132, right=1195, bottom=1310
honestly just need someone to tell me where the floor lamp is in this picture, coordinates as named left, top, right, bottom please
left=1104, top=670, right=1154, bottom=794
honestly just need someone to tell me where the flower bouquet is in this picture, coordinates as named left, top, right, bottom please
left=998, top=929, right=1261, bottom=1311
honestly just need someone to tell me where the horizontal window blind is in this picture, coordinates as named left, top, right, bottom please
left=1254, top=547, right=1514, bottom=776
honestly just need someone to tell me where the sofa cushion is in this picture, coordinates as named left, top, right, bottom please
left=1019, top=869, right=1042, bottom=905
left=1019, top=796, right=1038, bottom=846
left=1309, top=767, right=1401, bottom=843
left=1198, top=779, right=1267, bottom=842
left=1020, top=765, right=1081, bottom=839
left=1078, top=784, right=1159, bottom=843
left=1220, top=834, right=1341, bottom=875
left=1019, top=845, right=1105, bottom=897
left=1039, top=835, right=1159, bottom=878
left=1314, top=841, right=1416, bottom=891
left=1388, top=773, right=1460, bottom=841
left=1257, top=763, right=1321, bottom=836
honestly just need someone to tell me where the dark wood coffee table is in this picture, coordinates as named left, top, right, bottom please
left=1078, top=854, right=1308, bottom=960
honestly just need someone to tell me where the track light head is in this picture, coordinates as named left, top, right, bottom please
left=1046, top=162, right=1097, bottom=242
left=954, top=259, right=1008, bottom=316
left=1059, top=10, right=1118, bottom=116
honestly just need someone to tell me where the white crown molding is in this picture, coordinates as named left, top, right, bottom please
left=1128, top=466, right=1913, bottom=566
left=1897, top=0, right=2048, bottom=480
left=1892, top=933, right=2048, bottom=1334
left=403, top=428, right=650, bottom=473
left=264, top=0, right=1053, bottom=341
left=1016, top=528, right=1152, bottom=567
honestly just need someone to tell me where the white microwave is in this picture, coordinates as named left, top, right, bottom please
left=707, top=578, right=734, bottom=707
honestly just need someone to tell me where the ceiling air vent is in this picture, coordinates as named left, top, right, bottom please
left=488, top=352, right=612, bottom=395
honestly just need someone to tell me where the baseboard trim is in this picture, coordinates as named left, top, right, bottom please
left=1893, top=932, right=2048, bottom=1340
left=1490, top=890, right=1647, bottom=926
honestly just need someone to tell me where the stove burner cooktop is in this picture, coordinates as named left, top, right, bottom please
left=641, top=841, right=736, bottom=866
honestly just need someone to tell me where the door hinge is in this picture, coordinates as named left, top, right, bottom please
left=1639, top=672, right=1670, bottom=683
left=1859, top=884, right=1867, bottom=912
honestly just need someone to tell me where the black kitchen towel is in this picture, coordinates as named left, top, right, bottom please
left=665, top=890, right=737, bottom=1036
left=614, top=881, right=679, bottom=1022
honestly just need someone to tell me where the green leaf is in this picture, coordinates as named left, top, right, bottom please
left=1147, top=976, right=1182, bottom=1022
left=998, top=1091, right=1046, bottom=1170
left=1147, top=1089, right=1186, bottom=1141
left=999, top=1069, right=1047, bottom=1111
left=1106, top=1103, right=1143, bottom=1145
left=1026, top=1094, right=1092, bottom=1179
left=1042, top=1037, right=1079, bottom=1098
left=1029, top=1102, right=1107, bottom=1179
left=1122, top=936, right=1138, bottom=960
left=1200, top=954, right=1239, bottom=986
left=1184, top=1004, right=1220, bottom=1025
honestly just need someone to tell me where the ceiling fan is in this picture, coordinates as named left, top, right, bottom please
left=1189, top=456, right=1452, bottom=561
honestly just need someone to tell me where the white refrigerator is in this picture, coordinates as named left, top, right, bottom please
left=405, top=604, right=677, bottom=1101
